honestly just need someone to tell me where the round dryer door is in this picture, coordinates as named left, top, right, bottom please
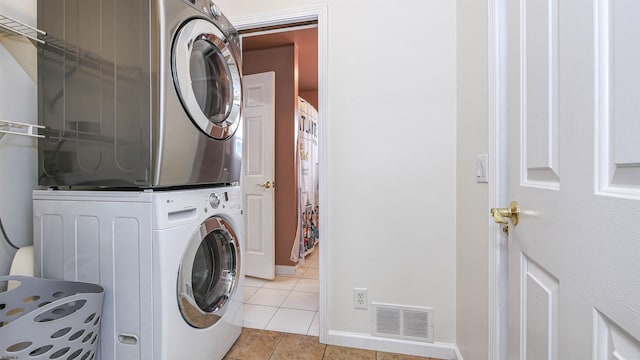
left=172, top=18, right=242, bottom=140
left=177, top=215, right=241, bottom=328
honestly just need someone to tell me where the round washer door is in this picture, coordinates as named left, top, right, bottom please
left=172, top=18, right=242, bottom=140
left=177, top=215, right=241, bottom=328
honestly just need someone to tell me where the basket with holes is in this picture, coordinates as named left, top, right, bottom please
left=0, top=276, right=104, bottom=360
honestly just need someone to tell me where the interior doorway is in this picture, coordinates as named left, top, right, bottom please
left=239, top=22, right=322, bottom=337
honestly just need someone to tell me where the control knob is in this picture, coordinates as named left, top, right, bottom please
left=209, top=192, right=221, bottom=209
left=209, top=1, right=221, bottom=18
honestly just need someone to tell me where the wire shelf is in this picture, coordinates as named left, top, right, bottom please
left=0, top=13, right=45, bottom=44
left=0, top=120, right=45, bottom=140
left=0, top=15, right=46, bottom=142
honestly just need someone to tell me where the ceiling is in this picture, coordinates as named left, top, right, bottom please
left=241, top=27, right=318, bottom=92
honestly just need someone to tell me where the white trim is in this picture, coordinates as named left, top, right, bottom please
left=243, top=24, right=318, bottom=38
left=316, top=4, right=329, bottom=344
left=230, top=3, right=330, bottom=344
left=275, top=265, right=297, bottom=276
left=593, top=0, right=640, bottom=201
left=454, top=344, right=465, bottom=360
left=488, top=0, right=508, bottom=359
left=327, top=330, right=456, bottom=360
left=231, top=5, right=326, bottom=31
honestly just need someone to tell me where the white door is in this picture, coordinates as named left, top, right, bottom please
left=242, top=72, right=276, bottom=280
left=503, top=1, right=640, bottom=358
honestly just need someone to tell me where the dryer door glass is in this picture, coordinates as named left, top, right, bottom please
left=172, top=18, right=242, bottom=140
left=178, top=216, right=240, bottom=328
left=190, top=39, right=233, bottom=124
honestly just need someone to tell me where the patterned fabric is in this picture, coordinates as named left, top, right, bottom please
left=291, top=97, right=319, bottom=262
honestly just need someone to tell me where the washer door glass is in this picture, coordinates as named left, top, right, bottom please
left=172, top=18, right=242, bottom=140
left=178, top=216, right=240, bottom=328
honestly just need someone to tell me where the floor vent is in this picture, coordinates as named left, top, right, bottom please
left=371, top=302, right=434, bottom=343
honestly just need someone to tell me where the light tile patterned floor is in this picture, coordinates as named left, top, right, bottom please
left=236, top=248, right=440, bottom=360
left=244, top=246, right=319, bottom=336
left=224, top=328, right=440, bottom=360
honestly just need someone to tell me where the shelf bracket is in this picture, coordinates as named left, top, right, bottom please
left=0, top=14, right=45, bottom=82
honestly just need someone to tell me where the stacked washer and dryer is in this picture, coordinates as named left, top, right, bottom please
left=32, top=0, right=244, bottom=359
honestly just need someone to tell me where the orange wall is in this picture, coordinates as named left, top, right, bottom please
left=243, top=44, right=299, bottom=266
left=298, top=90, right=318, bottom=109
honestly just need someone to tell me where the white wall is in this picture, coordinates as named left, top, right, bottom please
left=456, top=0, right=490, bottom=358
left=218, top=0, right=458, bottom=343
left=0, top=0, right=459, bottom=347
left=0, top=0, right=38, bottom=276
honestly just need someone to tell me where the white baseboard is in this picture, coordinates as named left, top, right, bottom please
left=454, top=344, right=464, bottom=360
left=275, top=264, right=297, bottom=276
left=326, top=330, right=456, bottom=360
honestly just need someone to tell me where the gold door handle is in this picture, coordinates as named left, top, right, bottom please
left=490, top=201, right=520, bottom=225
left=257, top=181, right=272, bottom=189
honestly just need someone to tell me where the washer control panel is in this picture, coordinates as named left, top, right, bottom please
left=223, top=188, right=242, bottom=210
left=208, top=192, right=221, bottom=209
left=207, top=188, right=241, bottom=210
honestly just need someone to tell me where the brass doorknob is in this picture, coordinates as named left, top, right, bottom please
left=257, top=181, right=272, bottom=189
left=490, top=201, right=520, bottom=225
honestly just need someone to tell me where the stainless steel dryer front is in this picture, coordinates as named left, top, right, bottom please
left=37, top=0, right=242, bottom=188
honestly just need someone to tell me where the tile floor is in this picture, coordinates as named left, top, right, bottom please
left=237, top=247, right=440, bottom=360
left=243, top=246, right=320, bottom=336
left=224, top=328, right=439, bottom=360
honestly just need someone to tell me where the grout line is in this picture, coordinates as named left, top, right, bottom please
left=262, top=304, right=280, bottom=330
left=267, top=331, right=286, bottom=360
left=244, top=287, right=260, bottom=303
left=320, top=339, right=328, bottom=359
left=304, top=311, right=318, bottom=335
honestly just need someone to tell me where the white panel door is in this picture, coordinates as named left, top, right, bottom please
left=505, top=0, right=640, bottom=358
left=242, top=72, right=276, bottom=280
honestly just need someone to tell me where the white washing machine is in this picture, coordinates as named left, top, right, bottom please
left=33, top=186, right=244, bottom=360
left=153, top=187, right=244, bottom=360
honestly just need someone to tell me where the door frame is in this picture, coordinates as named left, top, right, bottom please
left=488, top=0, right=508, bottom=358
left=231, top=4, right=329, bottom=343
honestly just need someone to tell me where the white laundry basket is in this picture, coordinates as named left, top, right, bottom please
left=0, top=276, right=104, bottom=360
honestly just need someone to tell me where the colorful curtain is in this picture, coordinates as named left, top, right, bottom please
left=291, top=97, right=319, bottom=262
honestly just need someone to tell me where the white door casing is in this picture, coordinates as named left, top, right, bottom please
left=232, top=4, right=328, bottom=343
left=505, top=0, right=640, bottom=359
left=242, top=71, right=276, bottom=280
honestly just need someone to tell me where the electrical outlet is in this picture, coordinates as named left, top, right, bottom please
left=354, top=288, right=368, bottom=309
